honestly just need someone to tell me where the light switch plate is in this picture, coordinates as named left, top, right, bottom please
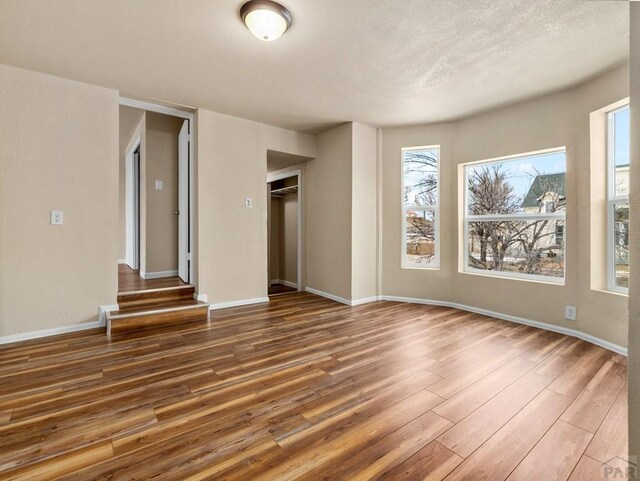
left=155, top=180, right=164, bottom=191
left=50, top=211, right=63, bottom=225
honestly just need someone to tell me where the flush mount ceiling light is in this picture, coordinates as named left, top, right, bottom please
left=240, top=0, right=292, bottom=42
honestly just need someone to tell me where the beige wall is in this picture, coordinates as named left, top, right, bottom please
left=0, top=64, right=118, bottom=336
left=306, top=122, right=379, bottom=301
left=280, top=192, right=298, bottom=284
left=351, top=122, right=379, bottom=300
left=628, top=1, right=639, bottom=468
left=382, top=122, right=455, bottom=301
left=0, top=60, right=631, bottom=373
left=196, top=109, right=316, bottom=305
left=381, top=64, right=629, bottom=347
left=574, top=66, right=629, bottom=346
left=145, top=112, right=183, bottom=274
left=306, top=124, right=353, bottom=299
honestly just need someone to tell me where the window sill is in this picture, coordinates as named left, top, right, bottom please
left=459, top=269, right=565, bottom=286
left=401, top=265, right=440, bottom=271
left=590, top=287, right=628, bottom=298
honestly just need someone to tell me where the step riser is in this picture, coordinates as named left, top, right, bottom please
left=118, top=287, right=196, bottom=310
left=109, top=306, right=209, bottom=335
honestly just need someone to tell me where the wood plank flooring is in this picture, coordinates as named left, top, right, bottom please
left=118, top=264, right=185, bottom=293
left=0, top=292, right=628, bottom=480
left=268, top=283, right=298, bottom=296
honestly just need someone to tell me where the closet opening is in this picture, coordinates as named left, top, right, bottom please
left=268, top=173, right=300, bottom=296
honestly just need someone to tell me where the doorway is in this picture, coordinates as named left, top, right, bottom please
left=119, top=99, right=194, bottom=292
left=268, top=171, right=301, bottom=296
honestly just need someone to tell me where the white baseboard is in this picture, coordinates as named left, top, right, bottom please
left=304, top=287, right=379, bottom=307
left=0, top=320, right=104, bottom=345
left=271, top=279, right=298, bottom=289
left=2, top=292, right=624, bottom=358
left=117, top=259, right=127, bottom=265
left=195, top=293, right=208, bottom=302
left=142, top=270, right=179, bottom=280
left=301, top=288, right=627, bottom=356
left=209, top=297, right=270, bottom=310
left=380, top=295, right=627, bottom=357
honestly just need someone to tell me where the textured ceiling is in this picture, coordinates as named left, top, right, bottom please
left=0, top=0, right=629, bottom=132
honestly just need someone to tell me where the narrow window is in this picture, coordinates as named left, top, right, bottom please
left=402, top=146, right=439, bottom=268
left=608, top=105, right=630, bottom=293
left=464, top=149, right=567, bottom=283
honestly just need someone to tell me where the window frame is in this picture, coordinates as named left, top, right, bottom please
left=401, top=145, right=440, bottom=269
left=607, top=104, right=630, bottom=294
left=462, top=147, right=567, bottom=284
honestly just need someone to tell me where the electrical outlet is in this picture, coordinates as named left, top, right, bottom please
left=50, top=211, right=63, bottom=225
left=565, top=305, right=577, bottom=321
left=245, top=197, right=253, bottom=208
left=155, top=180, right=164, bottom=191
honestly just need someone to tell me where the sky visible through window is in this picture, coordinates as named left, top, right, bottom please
left=612, top=105, right=630, bottom=290
left=614, top=107, right=630, bottom=167
left=467, top=151, right=566, bottom=206
left=403, top=148, right=438, bottom=207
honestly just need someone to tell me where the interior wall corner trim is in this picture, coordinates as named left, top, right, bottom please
left=305, top=286, right=381, bottom=307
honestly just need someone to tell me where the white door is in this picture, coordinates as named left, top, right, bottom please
left=178, top=120, right=190, bottom=282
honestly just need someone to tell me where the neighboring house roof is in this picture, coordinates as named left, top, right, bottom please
left=521, top=173, right=566, bottom=208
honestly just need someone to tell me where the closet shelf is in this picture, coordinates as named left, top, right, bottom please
left=271, top=185, right=298, bottom=195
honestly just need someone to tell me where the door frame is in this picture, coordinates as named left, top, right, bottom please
left=120, top=97, right=195, bottom=284
left=177, top=119, right=190, bottom=283
left=267, top=169, right=303, bottom=292
left=125, top=138, right=142, bottom=269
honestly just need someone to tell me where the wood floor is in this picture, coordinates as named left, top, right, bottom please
left=268, top=283, right=298, bottom=296
left=118, top=264, right=185, bottom=293
left=0, top=292, right=628, bottom=480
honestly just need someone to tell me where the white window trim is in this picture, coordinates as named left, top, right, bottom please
left=401, top=145, right=440, bottom=269
left=462, top=147, right=567, bottom=285
left=607, top=105, right=630, bottom=294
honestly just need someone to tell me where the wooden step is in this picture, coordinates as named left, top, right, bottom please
left=117, top=285, right=196, bottom=310
left=107, top=299, right=209, bottom=335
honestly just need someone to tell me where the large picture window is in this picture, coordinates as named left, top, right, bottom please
left=402, top=146, right=439, bottom=268
left=608, top=105, right=630, bottom=293
left=463, top=149, right=567, bottom=283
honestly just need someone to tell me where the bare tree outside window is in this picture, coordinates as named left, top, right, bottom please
left=403, top=147, right=439, bottom=267
left=465, top=150, right=566, bottom=281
